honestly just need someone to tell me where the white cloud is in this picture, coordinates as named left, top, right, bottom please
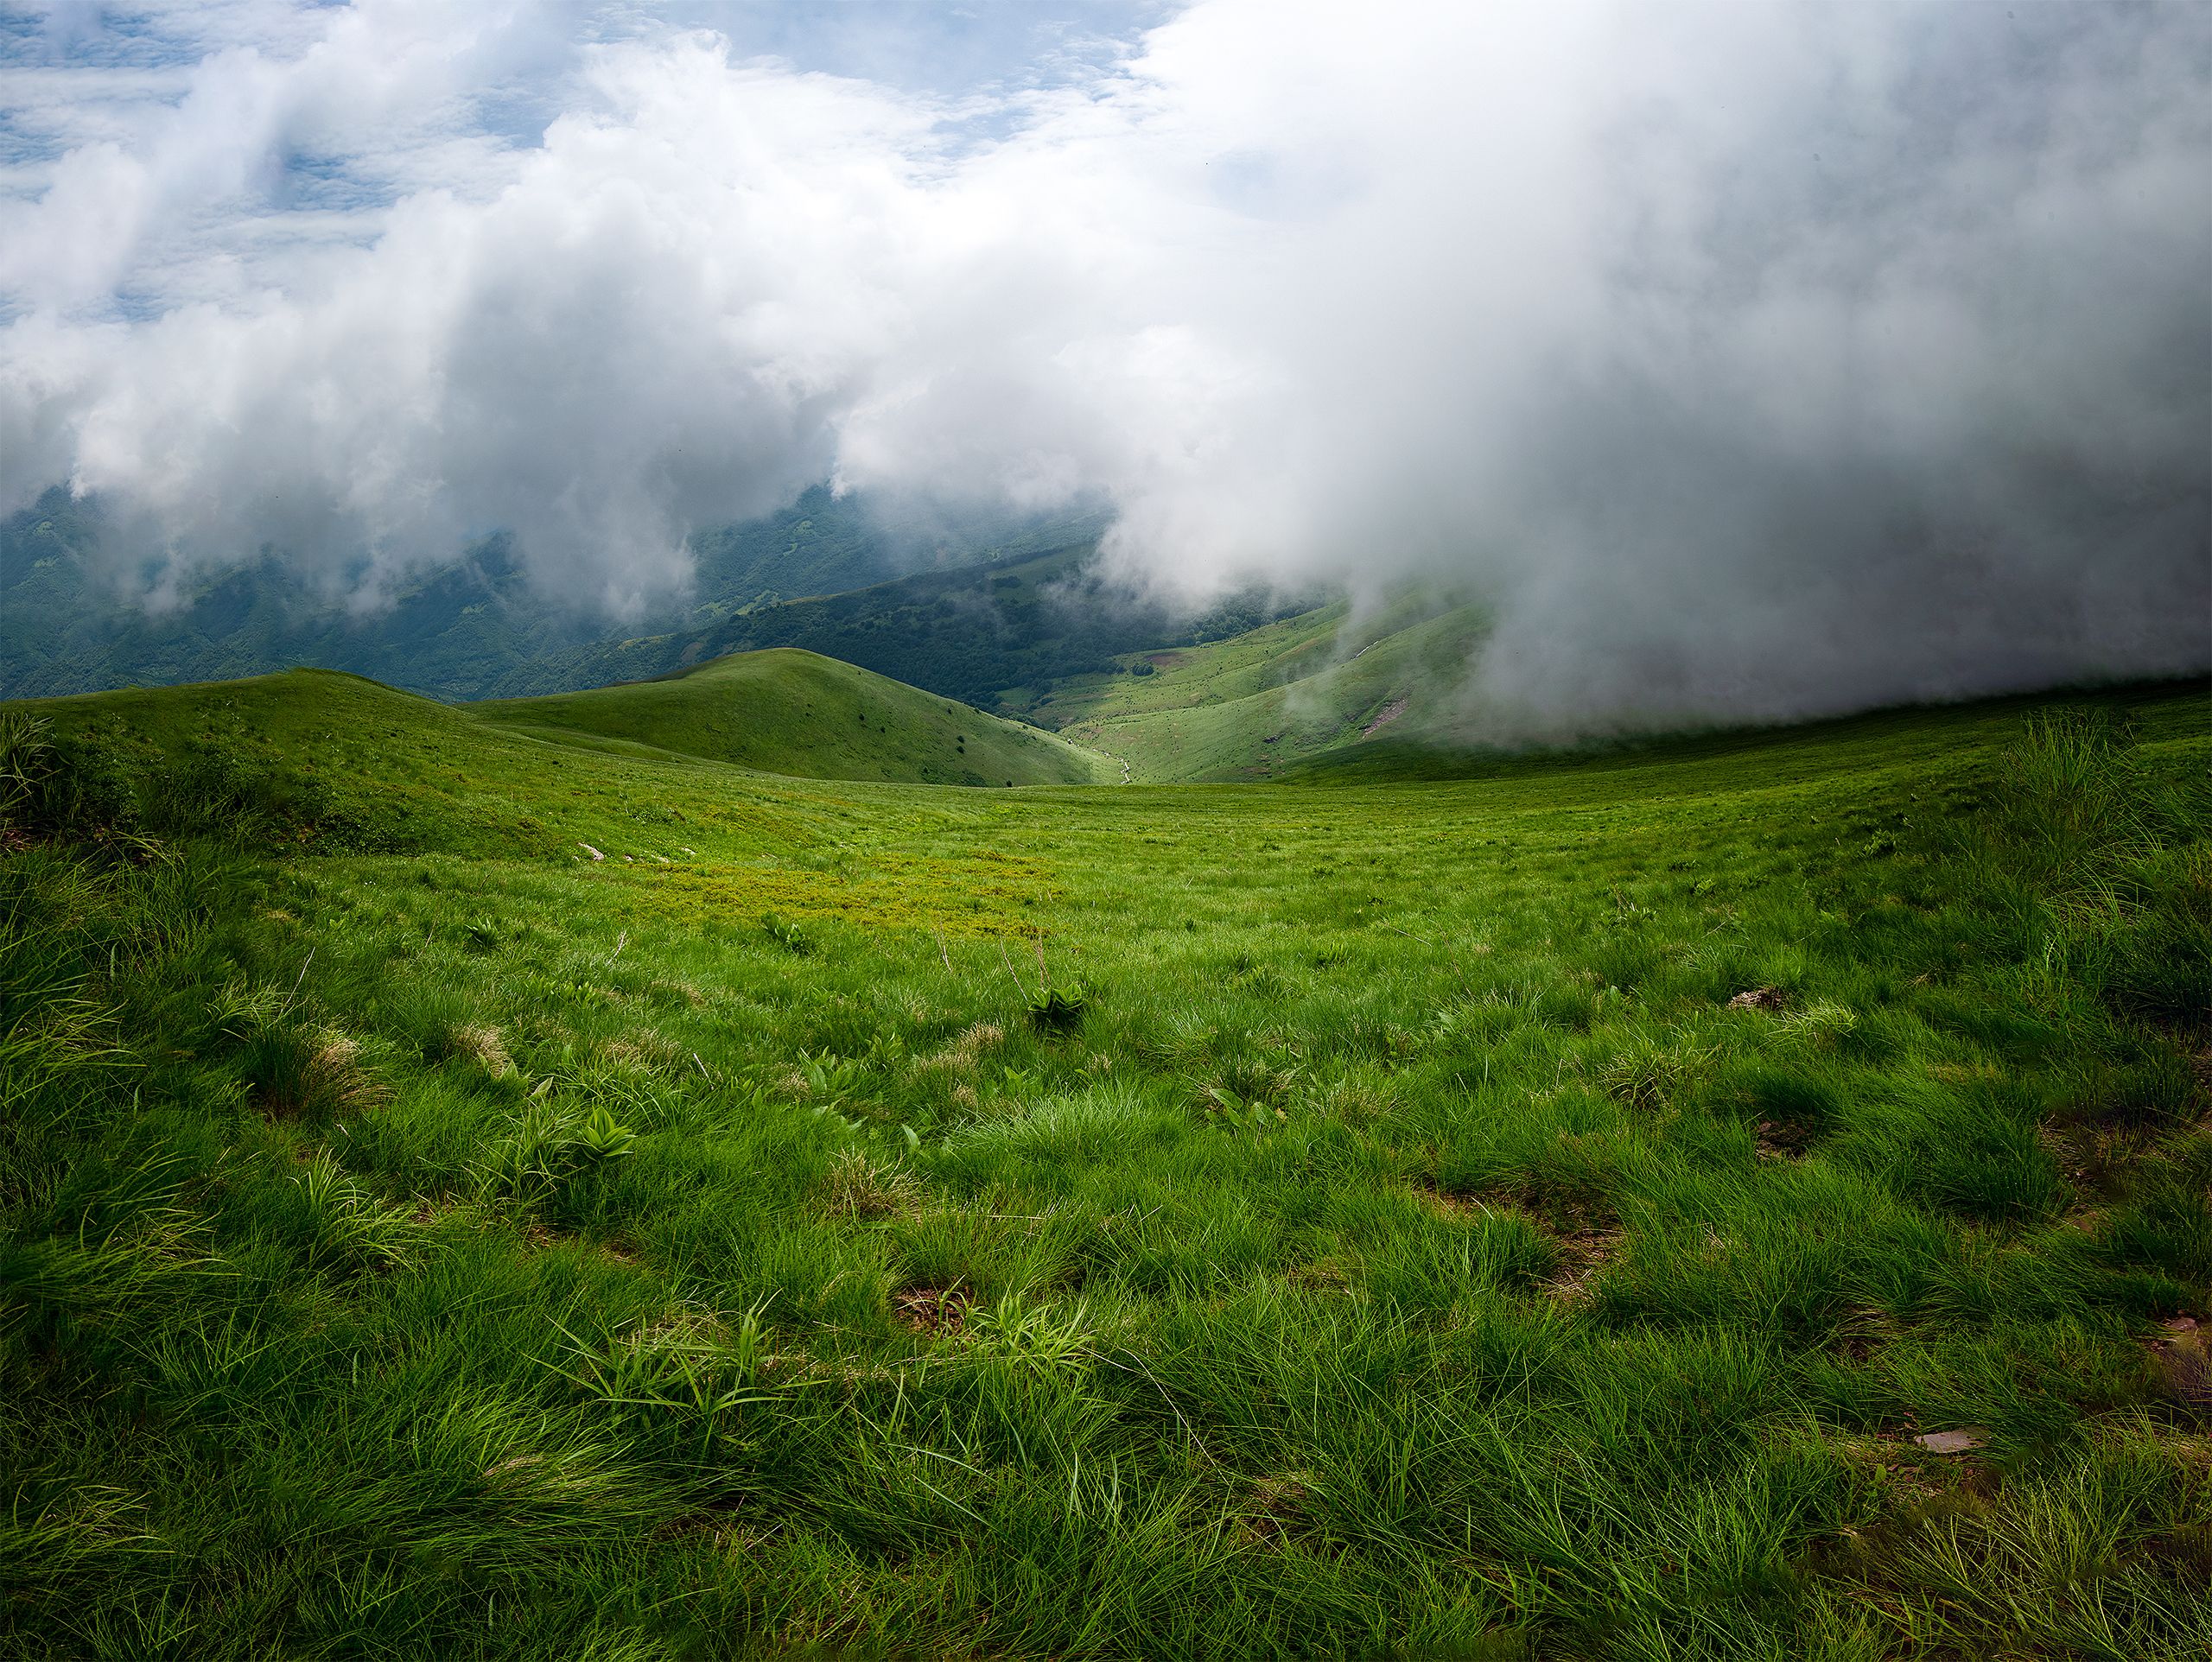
left=2, top=0, right=2205, bottom=724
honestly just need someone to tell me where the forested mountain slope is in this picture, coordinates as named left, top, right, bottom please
left=0, top=485, right=1103, bottom=701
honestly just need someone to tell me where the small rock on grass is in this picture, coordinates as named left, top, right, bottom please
left=2148, top=1317, right=2211, bottom=1403
left=1727, top=986, right=1786, bottom=1011
left=1913, top=1430, right=1984, bottom=1456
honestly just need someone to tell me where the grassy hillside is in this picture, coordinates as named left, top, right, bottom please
left=478, top=649, right=1113, bottom=787
left=3, top=653, right=1110, bottom=851
left=3, top=676, right=2209, bottom=1659
left=1032, top=592, right=1488, bottom=780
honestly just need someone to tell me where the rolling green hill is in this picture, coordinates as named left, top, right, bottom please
left=478, top=648, right=1113, bottom=787
left=3, top=650, right=1112, bottom=863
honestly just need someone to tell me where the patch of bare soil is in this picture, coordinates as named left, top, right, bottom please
left=892, top=1285, right=970, bottom=1336
left=1287, top=1258, right=1351, bottom=1293
left=1755, top=1119, right=1812, bottom=1162
left=1360, top=696, right=1409, bottom=738
left=1727, top=986, right=1787, bottom=1012
left=1829, top=1430, right=2001, bottom=1506
left=1239, top=1474, right=1314, bottom=1550
left=520, top=1220, right=645, bottom=1266
left=1543, top=1222, right=1624, bottom=1306
left=1408, top=1182, right=1491, bottom=1222
left=1834, top=1306, right=1902, bottom=1364
left=1450, top=1180, right=1624, bottom=1305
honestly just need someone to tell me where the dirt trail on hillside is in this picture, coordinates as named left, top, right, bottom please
left=1361, top=696, right=1408, bottom=737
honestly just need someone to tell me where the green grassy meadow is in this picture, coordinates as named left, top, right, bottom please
left=2, top=667, right=2209, bottom=1659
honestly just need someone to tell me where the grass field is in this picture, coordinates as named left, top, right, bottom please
left=2, top=671, right=2208, bottom=1659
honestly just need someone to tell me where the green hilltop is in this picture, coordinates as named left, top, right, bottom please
left=477, top=647, right=1114, bottom=788
left=9, top=648, right=1115, bottom=861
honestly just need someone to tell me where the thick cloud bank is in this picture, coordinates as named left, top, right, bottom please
left=3, top=0, right=2206, bottom=727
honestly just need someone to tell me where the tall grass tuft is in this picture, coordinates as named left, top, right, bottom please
left=1970, top=709, right=2210, bottom=1031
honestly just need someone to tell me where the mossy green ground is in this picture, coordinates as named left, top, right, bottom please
left=3, top=674, right=2209, bottom=1659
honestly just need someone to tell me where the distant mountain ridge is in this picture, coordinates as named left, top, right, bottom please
left=535, top=544, right=1313, bottom=711
left=0, top=484, right=1108, bottom=702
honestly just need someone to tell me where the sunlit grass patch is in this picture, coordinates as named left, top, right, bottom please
left=624, top=851, right=1065, bottom=936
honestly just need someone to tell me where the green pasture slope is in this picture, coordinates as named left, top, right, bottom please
left=2, top=669, right=2209, bottom=1659
left=477, top=648, right=1114, bottom=788
left=2, top=647, right=1109, bottom=830
left=1032, top=592, right=1489, bottom=781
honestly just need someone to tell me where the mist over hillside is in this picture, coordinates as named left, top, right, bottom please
left=3, top=1, right=2203, bottom=733
left=531, top=545, right=1313, bottom=713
